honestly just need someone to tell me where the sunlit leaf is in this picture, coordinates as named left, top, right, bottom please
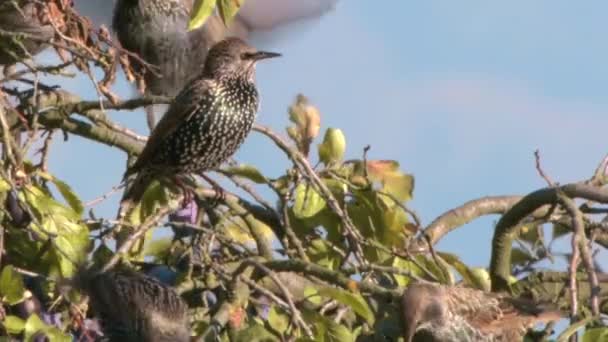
left=318, top=128, right=346, bottom=166
left=316, top=286, right=375, bottom=326
left=217, top=0, right=245, bottom=26
left=0, top=266, right=26, bottom=305
left=3, top=315, right=25, bottom=334
left=303, top=309, right=354, bottom=342
left=47, top=176, right=84, bottom=216
left=437, top=252, right=477, bottom=286
left=293, top=183, right=326, bottom=219
left=143, top=238, right=173, bottom=260
left=23, top=314, right=47, bottom=341
left=556, top=316, right=599, bottom=342
left=364, top=160, right=414, bottom=202
left=0, top=178, right=10, bottom=192
left=267, top=306, right=289, bottom=335
left=189, top=0, right=217, bottom=30
left=308, top=239, right=341, bottom=270
left=224, top=164, right=268, bottom=184
left=233, top=322, right=277, bottom=342
left=582, top=327, right=608, bottom=342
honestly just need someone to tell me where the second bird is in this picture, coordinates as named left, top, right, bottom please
left=119, top=37, right=280, bottom=217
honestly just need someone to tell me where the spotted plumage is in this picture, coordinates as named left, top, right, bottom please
left=73, top=267, right=189, bottom=342
left=401, top=282, right=563, bottom=342
left=112, top=0, right=221, bottom=97
left=118, top=37, right=280, bottom=217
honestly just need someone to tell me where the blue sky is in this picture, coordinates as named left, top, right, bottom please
left=44, top=1, right=608, bottom=271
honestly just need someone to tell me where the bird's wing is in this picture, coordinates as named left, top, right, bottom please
left=127, top=78, right=215, bottom=175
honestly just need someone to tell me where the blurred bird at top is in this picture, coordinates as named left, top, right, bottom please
left=78, top=0, right=337, bottom=126
left=0, top=0, right=54, bottom=67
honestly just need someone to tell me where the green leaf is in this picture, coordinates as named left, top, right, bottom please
left=437, top=252, right=485, bottom=290
left=44, top=327, right=72, bottom=342
left=143, top=238, right=173, bottom=260
left=293, top=183, right=326, bottom=219
left=189, top=0, right=217, bottom=30
left=366, top=160, right=414, bottom=202
left=304, top=309, right=354, bottom=342
left=582, top=327, right=608, bottom=342
left=224, top=164, right=268, bottom=183
left=218, top=0, right=245, bottom=26
left=0, top=266, right=26, bottom=305
left=234, top=322, right=278, bottom=342
left=267, top=306, right=289, bottom=335
left=511, top=246, right=535, bottom=266
left=557, top=316, right=599, bottom=342
left=318, top=128, right=346, bottom=165
left=304, top=286, right=322, bottom=305
left=0, top=178, right=10, bottom=192
left=316, top=286, right=375, bottom=326
left=3, top=315, right=25, bottom=334
left=24, top=314, right=47, bottom=341
left=51, top=178, right=84, bottom=216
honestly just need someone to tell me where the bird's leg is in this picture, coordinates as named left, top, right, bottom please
left=173, top=176, right=195, bottom=208
left=200, top=174, right=225, bottom=208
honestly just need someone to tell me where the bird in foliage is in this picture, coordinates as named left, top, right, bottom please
left=112, top=0, right=214, bottom=98
left=112, top=0, right=230, bottom=130
left=72, top=265, right=190, bottom=342
left=401, top=282, right=563, bottom=342
left=118, top=37, right=280, bottom=219
left=0, top=0, right=54, bottom=66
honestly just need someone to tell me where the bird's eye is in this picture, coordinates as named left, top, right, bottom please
left=241, top=52, right=254, bottom=60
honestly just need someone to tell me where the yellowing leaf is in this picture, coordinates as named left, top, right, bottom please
left=293, top=183, right=326, bottom=219
left=0, top=178, right=10, bottom=192
left=224, top=164, right=268, bottom=183
left=366, top=160, right=414, bottom=202
left=267, top=306, right=289, bottom=334
left=3, top=315, right=25, bottom=334
left=318, top=128, right=346, bottom=166
left=189, top=0, right=217, bottom=30
left=218, top=0, right=245, bottom=26
left=0, top=266, right=26, bottom=305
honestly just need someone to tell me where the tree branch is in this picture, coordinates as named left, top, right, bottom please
left=490, top=183, right=608, bottom=292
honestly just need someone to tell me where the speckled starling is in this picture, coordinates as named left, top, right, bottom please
left=401, top=282, right=563, bottom=342
left=112, top=0, right=221, bottom=98
left=118, top=37, right=280, bottom=217
left=73, top=266, right=190, bottom=342
left=0, top=0, right=54, bottom=65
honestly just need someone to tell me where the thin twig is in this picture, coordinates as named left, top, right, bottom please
left=244, top=260, right=314, bottom=338
left=534, top=149, right=556, bottom=187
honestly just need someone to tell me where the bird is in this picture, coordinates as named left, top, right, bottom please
left=112, top=0, right=230, bottom=129
left=0, top=0, right=54, bottom=66
left=72, top=265, right=190, bottom=342
left=112, top=0, right=213, bottom=98
left=118, top=37, right=280, bottom=219
left=401, top=282, right=563, bottom=342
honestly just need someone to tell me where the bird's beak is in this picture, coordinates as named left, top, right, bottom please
left=247, top=51, right=282, bottom=61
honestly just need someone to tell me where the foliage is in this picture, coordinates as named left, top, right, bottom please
left=0, top=2, right=607, bottom=342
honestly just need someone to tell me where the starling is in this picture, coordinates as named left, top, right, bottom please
left=401, top=282, right=563, bottom=342
left=112, top=0, right=221, bottom=98
left=73, top=266, right=190, bottom=342
left=118, top=37, right=280, bottom=218
left=0, top=0, right=54, bottom=66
